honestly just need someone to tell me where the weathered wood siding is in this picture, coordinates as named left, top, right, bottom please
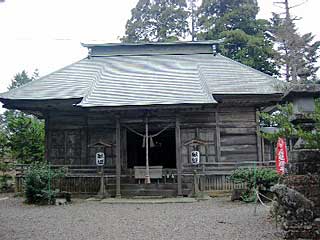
left=47, top=114, right=87, bottom=165
left=88, top=127, right=116, bottom=166
left=47, top=106, right=260, bottom=171
left=180, top=111, right=216, bottom=169
left=219, top=107, right=258, bottom=163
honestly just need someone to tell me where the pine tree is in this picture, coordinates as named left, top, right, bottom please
left=196, top=0, right=278, bottom=76
left=271, top=0, right=320, bottom=83
left=122, top=0, right=189, bottom=42
left=197, top=0, right=260, bottom=37
left=1, top=70, right=45, bottom=164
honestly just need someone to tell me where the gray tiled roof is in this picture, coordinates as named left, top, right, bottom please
left=0, top=51, right=283, bottom=107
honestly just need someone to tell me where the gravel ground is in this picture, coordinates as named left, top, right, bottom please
left=0, top=194, right=284, bottom=240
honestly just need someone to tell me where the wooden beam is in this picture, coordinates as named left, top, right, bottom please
left=122, top=128, right=127, bottom=169
left=80, top=115, right=88, bottom=166
left=215, top=109, right=221, bottom=162
left=45, top=113, right=50, bottom=163
left=116, top=118, right=121, bottom=198
left=85, top=115, right=89, bottom=165
left=256, top=110, right=262, bottom=162
left=175, top=116, right=182, bottom=196
left=145, top=117, right=151, bottom=184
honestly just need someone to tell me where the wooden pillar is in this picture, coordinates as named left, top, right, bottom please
left=81, top=115, right=88, bottom=166
left=44, top=113, right=50, bottom=163
left=175, top=116, right=182, bottom=196
left=145, top=117, right=151, bottom=184
left=215, top=109, right=221, bottom=162
left=256, top=110, right=262, bottom=163
left=116, top=118, right=121, bottom=198
left=85, top=115, right=89, bottom=165
left=121, top=129, right=128, bottom=169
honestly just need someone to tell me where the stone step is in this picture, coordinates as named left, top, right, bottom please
left=132, top=195, right=164, bottom=199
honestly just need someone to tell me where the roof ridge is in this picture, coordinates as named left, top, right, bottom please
left=197, top=64, right=217, bottom=102
left=82, top=40, right=223, bottom=48
left=78, top=59, right=106, bottom=106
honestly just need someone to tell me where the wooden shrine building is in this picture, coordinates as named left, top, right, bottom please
left=0, top=41, right=285, bottom=196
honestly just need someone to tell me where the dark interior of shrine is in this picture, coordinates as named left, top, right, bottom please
left=127, top=128, right=176, bottom=168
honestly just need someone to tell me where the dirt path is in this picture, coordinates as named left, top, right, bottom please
left=0, top=195, right=283, bottom=240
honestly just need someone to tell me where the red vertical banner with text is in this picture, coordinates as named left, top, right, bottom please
left=275, top=138, right=288, bottom=174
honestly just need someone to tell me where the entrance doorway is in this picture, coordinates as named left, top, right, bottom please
left=127, top=128, right=176, bottom=169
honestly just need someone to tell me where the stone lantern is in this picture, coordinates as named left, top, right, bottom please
left=277, top=84, right=320, bottom=239
left=283, top=84, right=319, bottom=121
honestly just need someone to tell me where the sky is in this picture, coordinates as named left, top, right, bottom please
left=0, top=0, right=319, bottom=108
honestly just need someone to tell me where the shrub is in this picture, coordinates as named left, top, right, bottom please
left=229, top=168, right=280, bottom=202
left=0, top=174, right=13, bottom=192
left=0, top=161, right=14, bottom=193
left=24, top=162, right=65, bottom=205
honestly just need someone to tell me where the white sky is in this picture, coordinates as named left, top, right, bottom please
left=0, top=0, right=319, bottom=106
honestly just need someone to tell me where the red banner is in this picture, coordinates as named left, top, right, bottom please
left=275, top=138, right=288, bottom=174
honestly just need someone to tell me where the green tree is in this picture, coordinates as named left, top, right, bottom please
left=260, top=100, right=320, bottom=149
left=3, top=111, right=44, bottom=164
left=0, top=115, right=7, bottom=158
left=197, top=0, right=278, bottom=75
left=1, top=70, right=45, bottom=164
left=259, top=103, right=296, bottom=142
left=271, top=0, right=320, bottom=83
left=122, top=0, right=189, bottom=42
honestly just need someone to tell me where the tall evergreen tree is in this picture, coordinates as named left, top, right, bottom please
left=1, top=70, right=44, bottom=164
left=122, top=0, right=189, bottom=42
left=197, top=0, right=278, bottom=76
left=271, top=0, right=320, bottom=83
left=0, top=116, right=7, bottom=158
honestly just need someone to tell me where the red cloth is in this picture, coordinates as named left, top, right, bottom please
left=275, top=138, right=288, bottom=174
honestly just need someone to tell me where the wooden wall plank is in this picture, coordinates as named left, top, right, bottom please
left=221, top=135, right=256, bottom=146
left=220, top=127, right=256, bottom=135
left=221, top=145, right=257, bottom=153
left=220, top=153, right=258, bottom=162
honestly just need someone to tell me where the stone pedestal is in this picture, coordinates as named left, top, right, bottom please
left=286, top=150, right=320, bottom=216
left=282, top=150, right=320, bottom=239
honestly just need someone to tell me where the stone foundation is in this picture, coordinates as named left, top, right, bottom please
left=280, top=150, right=320, bottom=239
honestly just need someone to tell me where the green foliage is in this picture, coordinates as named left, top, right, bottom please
left=24, top=162, right=65, bottom=205
left=0, top=174, right=13, bottom=192
left=0, top=128, right=7, bottom=158
left=122, top=0, right=189, bottom=42
left=197, top=0, right=260, bottom=37
left=0, top=70, right=45, bottom=164
left=259, top=103, right=296, bottom=142
left=297, top=99, right=320, bottom=149
left=3, top=111, right=44, bottom=164
left=260, top=100, right=320, bottom=149
left=230, top=168, right=280, bottom=202
left=197, top=0, right=279, bottom=76
left=8, top=70, right=38, bottom=90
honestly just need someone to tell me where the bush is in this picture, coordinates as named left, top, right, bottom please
left=0, top=174, right=13, bottom=192
left=24, top=162, right=65, bottom=205
left=0, top=161, right=14, bottom=193
left=229, top=168, right=280, bottom=202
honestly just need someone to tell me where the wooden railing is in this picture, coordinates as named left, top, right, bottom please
left=15, top=162, right=275, bottom=194
left=199, top=174, right=246, bottom=192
